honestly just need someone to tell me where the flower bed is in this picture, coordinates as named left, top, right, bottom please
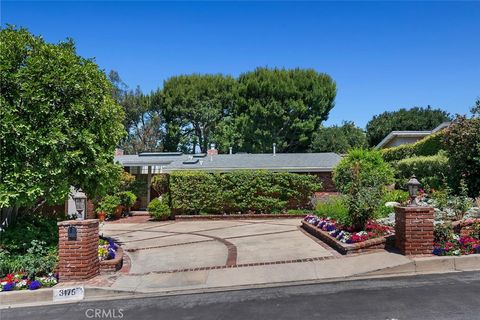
left=98, top=238, right=123, bottom=274
left=0, top=273, right=58, bottom=292
left=433, top=235, right=480, bottom=256
left=302, top=215, right=394, bottom=254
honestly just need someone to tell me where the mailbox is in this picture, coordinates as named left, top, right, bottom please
left=68, top=226, right=77, bottom=241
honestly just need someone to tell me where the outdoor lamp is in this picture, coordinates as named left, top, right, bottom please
left=407, top=175, right=421, bottom=206
left=73, top=189, right=87, bottom=220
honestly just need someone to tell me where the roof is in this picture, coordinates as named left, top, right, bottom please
left=375, top=122, right=451, bottom=149
left=114, top=152, right=342, bottom=173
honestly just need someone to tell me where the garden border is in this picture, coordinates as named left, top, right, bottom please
left=99, top=237, right=124, bottom=274
left=301, top=221, right=393, bottom=255
left=175, top=214, right=307, bottom=221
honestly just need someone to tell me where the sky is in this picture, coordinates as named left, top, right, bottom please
left=1, top=1, right=479, bottom=128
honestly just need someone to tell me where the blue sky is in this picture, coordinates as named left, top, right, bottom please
left=2, top=1, right=479, bottom=128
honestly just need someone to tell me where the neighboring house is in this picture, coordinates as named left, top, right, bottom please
left=114, top=146, right=342, bottom=208
left=375, top=122, right=450, bottom=149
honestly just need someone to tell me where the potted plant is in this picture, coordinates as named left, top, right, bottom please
left=97, top=211, right=106, bottom=222
left=96, top=195, right=121, bottom=220
left=118, top=191, right=138, bottom=217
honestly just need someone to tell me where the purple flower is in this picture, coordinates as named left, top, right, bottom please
left=28, top=280, right=42, bottom=290
left=3, top=282, right=15, bottom=291
left=107, top=247, right=116, bottom=260
left=432, top=247, right=446, bottom=256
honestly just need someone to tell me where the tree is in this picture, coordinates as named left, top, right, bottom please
left=230, top=68, right=336, bottom=153
left=310, top=121, right=367, bottom=153
left=471, top=98, right=480, bottom=118
left=162, top=74, right=238, bottom=153
left=0, top=26, right=125, bottom=211
left=366, top=106, right=451, bottom=147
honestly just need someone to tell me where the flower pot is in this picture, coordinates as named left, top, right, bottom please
left=114, top=205, right=123, bottom=219
left=97, top=211, right=106, bottom=222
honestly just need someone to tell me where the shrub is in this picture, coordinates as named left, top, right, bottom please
left=169, top=170, right=321, bottom=215
left=374, top=189, right=409, bottom=218
left=333, top=149, right=394, bottom=230
left=148, top=197, right=171, bottom=220
left=151, top=174, right=170, bottom=195
left=118, top=191, right=137, bottom=213
left=444, top=116, right=480, bottom=197
left=96, top=195, right=121, bottom=219
left=381, top=131, right=446, bottom=162
left=314, top=196, right=350, bottom=226
left=395, top=151, right=450, bottom=190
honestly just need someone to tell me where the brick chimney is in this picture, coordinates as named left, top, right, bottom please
left=207, top=143, right=218, bottom=155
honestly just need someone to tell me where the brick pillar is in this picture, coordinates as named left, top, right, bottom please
left=86, top=200, right=95, bottom=219
left=57, top=219, right=100, bottom=281
left=395, top=206, right=434, bottom=255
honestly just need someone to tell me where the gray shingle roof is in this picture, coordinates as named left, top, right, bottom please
left=114, top=152, right=341, bottom=173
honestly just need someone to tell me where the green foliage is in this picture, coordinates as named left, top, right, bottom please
left=148, top=197, right=171, bottom=220
left=374, top=189, right=409, bottom=218
left=221, top=67, right=336, bottom=153
left=434, top=223, right=454, bottom=243
left=314, top=196, right=351, bottom=226
left=431, top=180, right=475, bottom=220
left=169, top=170, right=321, bottom=215
left=366, top=106, right=451, bottom=147
left=310, top=121, right=368, bottom=153
left=163, top=74, right=238, bottom=153
left=395, top=151, right=450, bottom=190
left=0, top=26, right=125, bottom=209
left=444, top=115, right=480, bottom=197
left=117, top=191, right=137, bottom=211
left=381, top=131, right=446, bottom=162
left=333, top=149, right=395, bottom=229
left=151, top=174, right=170, bottom=195
left=95, top=195, right=121, bottom=218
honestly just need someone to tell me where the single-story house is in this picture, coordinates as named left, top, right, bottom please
left=375, top=122, right=450, bottom=149
left=114, top=147, right=342, bottom=209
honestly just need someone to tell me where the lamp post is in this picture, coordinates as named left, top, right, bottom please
left=407, top=175, right=421, bottom=206
left=72, top=189, right=87, bottom=220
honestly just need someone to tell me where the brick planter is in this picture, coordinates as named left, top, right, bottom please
left=100, top=246, right=124, bottom=274
left=395, top=206, right=434, bottom=255
left=175, top=214, right=307, bottom=221
left=57, top=219, right=99, bottom=282
left=452, top=219, right=480, bottom=237
left=301, top=221, right=392, bottom=255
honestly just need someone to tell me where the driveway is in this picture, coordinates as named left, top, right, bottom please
left=101, top=219, right=336, bottom=274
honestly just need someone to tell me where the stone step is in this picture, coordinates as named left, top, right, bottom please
left=130, top=211, right=150, bottom=216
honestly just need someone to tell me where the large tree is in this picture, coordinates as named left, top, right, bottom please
left=231, top=67, right=336, bottom=153
left=366, top=106, right=451, bottom=147
left=162, top=74, right=238, bottom=153
left=0, top=27, right=125, bottom=211
left=310, top=121, right=367, bottom=153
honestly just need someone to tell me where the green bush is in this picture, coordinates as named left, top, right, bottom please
left=96, top=195, right=121, bottom=218
left=333, top=149, right=395, bottom=230
left=151, top=174, right=170, bottom=195
left=148, top=197, right=171, bottom=220
left=381, top=131, right=446, bottom=162
left=169, top=170, right=321, bottom=215
left=395, top=151, right=450, bottom=190
left=374, top=189, right=409, bottom=218
left=314, top=196, right=350, bottom=226
left=118, top=191, right=137, bottom=213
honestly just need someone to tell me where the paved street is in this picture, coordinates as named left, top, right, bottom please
left=3, top=272, right=480, bottom=320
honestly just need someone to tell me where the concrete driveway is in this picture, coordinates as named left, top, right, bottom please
left=101, top=219, right=336, bottom=274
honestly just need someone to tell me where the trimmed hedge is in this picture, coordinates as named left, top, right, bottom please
left=381, top=131, right=446, bottom=162
left=169, top=170, right=321, bottom=215
left=395, top=151, right=450, bottom=190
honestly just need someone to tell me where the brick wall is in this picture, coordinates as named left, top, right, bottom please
left=57, top=219, right=100, bottom=281
left=310, top=172, right=336, bottom=192
left=395, top=206, right=434, bottom=255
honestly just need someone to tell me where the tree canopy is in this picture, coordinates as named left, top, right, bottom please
left=0, top=26, right=125, bottom=210
left=366, top=106, right=451, bottom=147
left=310, top=121, right=367, bottom=153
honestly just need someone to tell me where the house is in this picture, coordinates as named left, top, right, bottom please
left=375, top=122, right=450, bottom=149
left=114, top=146, right=342, bottom=209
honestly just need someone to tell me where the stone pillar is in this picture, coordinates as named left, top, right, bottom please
left=395, top=206, right=434, bottom=255
left=57, top=219, right=100, bottom=281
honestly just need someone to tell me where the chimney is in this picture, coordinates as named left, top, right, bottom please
left=229, top=147, right=233, bottom=155
left=273, top=143, right=276, bottom=156
left=207, top=143, right=218, bottom=156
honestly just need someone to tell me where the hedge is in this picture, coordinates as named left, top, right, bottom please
left=395, top=151, right=450, bottom=190
left=381, top=131, right=446, bottom=162
left=169, top=170, right=322, bottom=215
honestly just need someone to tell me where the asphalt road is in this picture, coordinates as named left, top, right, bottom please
left=2, top=272, right=480, bottom=320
